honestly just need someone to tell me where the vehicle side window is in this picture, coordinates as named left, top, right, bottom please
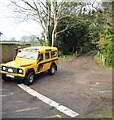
left=45, top=52, right=49, bottom=59
left=51, top=51, right=57, bottom=58
left=38, top=54, right=43, bottom=62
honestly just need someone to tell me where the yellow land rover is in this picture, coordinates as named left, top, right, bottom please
left=0, top=46, right=58, bottom=85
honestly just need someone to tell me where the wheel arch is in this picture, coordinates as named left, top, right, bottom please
left=50, top=61, right=57, bottom=71
left=25, top=68, right=35, bottom=76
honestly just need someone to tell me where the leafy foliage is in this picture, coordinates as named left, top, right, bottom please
left=56, top=7, right=105, bottom=54
left=57, top=17, right=90, bottom=54
left=97, top=26, right=114, bottom=67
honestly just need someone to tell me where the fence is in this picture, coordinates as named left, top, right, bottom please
left=0, top=43, right=31, bottom=63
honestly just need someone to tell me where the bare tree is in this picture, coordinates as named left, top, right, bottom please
left=11, top=0, right=51, bottom=45
left=10, top=0, right=85, bottom=46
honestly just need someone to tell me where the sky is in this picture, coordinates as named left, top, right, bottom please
left=0, top=0, right=43, bottom=41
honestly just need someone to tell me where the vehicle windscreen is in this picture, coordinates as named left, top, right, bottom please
left=17, top=51, right=38, bottom=60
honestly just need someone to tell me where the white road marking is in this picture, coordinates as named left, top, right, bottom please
left=18, top=84, right=79, bottom=118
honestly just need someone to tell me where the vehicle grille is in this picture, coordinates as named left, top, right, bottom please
left=2, top=66, right=17, bottom=73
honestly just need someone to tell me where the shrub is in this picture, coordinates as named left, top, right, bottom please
left=97, top=26, right=114, bottom=67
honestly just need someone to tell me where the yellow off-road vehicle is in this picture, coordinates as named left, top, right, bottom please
left=0, top=46, right=58, bottom=85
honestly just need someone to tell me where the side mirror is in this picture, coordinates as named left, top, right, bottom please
left=14, top=48, right=21, bottom=60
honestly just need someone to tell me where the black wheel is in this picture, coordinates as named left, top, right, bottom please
left=24, top=72, right=35, bottom=85
left=2, top=74, right=11, bottom=81
left=48, top=64, right=56, bottom=75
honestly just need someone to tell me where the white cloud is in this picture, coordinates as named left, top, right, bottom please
left=0, top=0, right=43, bottom=41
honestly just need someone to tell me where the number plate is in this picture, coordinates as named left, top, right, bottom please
left=6, top=74, right=14, bottom=78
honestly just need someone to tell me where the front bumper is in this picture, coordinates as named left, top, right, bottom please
left=1, top=71, right=25, bottom=78
left=13, top=75, right=25, bottom=80
left=1, top=73, right=25, bottom=81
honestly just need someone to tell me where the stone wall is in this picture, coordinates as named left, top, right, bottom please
left=0, top=43, right=31, bottom=63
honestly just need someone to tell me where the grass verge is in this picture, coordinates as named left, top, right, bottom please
left=59, top=54, right=76, bottom=61
left=96, top=108, right=113, bottom=118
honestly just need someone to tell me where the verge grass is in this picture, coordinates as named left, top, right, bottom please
left=96, top=108, right=113, bottom=118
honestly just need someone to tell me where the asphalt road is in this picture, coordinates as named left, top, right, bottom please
left=1, top=55, right=112, bottom=119
left=1, top=78, right=68, bottom=118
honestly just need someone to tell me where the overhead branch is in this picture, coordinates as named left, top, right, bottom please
left=11, top=0, right=32, bottom=11
left=56, top=25, right=69, bottom=35
left=56, top=23, right=76, bottom=35
left=32, top=0, right=46, bottom=30
left=21, top=0, right=36, bottom=10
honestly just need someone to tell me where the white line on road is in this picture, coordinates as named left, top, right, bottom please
left=18, top=84, right=79, bottom=118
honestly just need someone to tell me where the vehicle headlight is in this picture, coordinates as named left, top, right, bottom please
left=2, top=66, right=6, bottom=71
left=18, top=69, right=23, bottom=74
left=8, top=68, right=13, bottom=73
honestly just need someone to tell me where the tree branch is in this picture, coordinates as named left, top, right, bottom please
left=56, top=25, right=68, bottom=35
left=21, top=0, right=36, bottom=10
left=32, top=0, right=46, bottom=30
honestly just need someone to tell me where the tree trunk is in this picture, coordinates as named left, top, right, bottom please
left=52, top=0, right=57, bottom=47
left=52, top=30, right=57, bottom=47
left=43, top=0, right=51, bottom=46
left=52, top=17, right=58, bottom=47
left=43, top=30, right=48, bottom=45
left=46, top=0, right=51, bottom=46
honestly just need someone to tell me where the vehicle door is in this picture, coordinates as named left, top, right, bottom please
left=37, top=53, right=44, bottom=73
left=43, top=52, right=51, bottom=71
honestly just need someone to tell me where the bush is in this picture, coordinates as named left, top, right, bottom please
left=97, top=26, right=114, bottom=67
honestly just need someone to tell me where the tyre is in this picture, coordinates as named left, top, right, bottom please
left=2, top=74, right=11, bottom=81
left=48, top=64, right=56, bottom=75
left=24, top=72, right=35, bottom=85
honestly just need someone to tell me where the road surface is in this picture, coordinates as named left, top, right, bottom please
left=1, top=54, right=112, bottom=119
